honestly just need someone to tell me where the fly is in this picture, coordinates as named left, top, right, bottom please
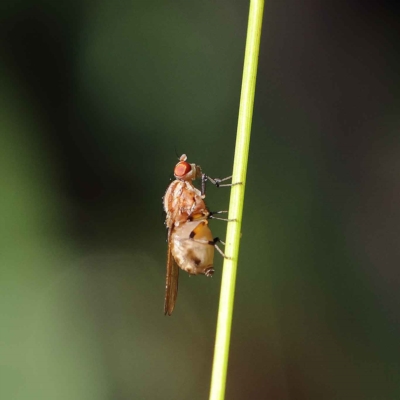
left=163, top=154, right=236, bottom=315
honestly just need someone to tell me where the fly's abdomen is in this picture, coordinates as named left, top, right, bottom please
left=171, top=220, right=214, bottom=275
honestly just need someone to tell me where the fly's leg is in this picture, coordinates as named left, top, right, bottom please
left=208, top=210, right=236, bottom=222
left=189, top=236, right=231, bottom=260
left=207, top=175, right=235, bottom=188
left=212, top=237, right=231, bottom=259
left=187, top=220, right=231, bottom=260
left=201, top=173, right=242, bottom=196
left=201, top=173, right=242, bottom=223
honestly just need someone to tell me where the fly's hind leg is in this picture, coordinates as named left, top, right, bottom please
left=189, top=236, right=231, bottom=260
left=212, top=237, right=231, bottom=260
left=188, top=226, right=230, bottom=260
left=188, top=221, right=231, bottom=262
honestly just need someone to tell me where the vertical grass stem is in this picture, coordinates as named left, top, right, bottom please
left=209, top=1, right=264, bottom=399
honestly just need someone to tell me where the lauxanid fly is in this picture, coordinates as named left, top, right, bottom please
left=163, top=154, right=239, bottom=315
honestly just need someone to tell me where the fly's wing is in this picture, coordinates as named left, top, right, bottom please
left=164, top=232, right=179, bottom=316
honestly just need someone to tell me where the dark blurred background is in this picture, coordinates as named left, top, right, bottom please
left=1, top=0, right=399, bottom=399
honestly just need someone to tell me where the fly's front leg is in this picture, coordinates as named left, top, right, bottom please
left=201, top=173, right=207, bottom=197
left=206, top=175, right=234, bottom=188
left=201, top=173, right=242, bottom=196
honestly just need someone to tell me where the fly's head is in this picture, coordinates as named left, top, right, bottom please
left=174, top=154, right=202, bottom=182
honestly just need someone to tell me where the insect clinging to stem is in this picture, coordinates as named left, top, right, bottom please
left=163, top=154, right=239, bottom=315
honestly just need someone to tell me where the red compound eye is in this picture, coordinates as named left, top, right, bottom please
left=174, top=161, right=191, bottom=177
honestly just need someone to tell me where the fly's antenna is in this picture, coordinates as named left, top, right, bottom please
left=174, top=146, right=180, bottom=160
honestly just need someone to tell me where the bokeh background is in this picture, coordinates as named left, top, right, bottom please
left=1, top=0, right=399, bottom=399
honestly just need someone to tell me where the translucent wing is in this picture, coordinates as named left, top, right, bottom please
left=164, top=230, right=179, bottom=316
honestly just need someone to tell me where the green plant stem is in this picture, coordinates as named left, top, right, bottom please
left=209, top=1, right=264, bottom=399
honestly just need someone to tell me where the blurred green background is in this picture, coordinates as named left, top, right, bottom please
left=1, top=1, right=399, bottom=399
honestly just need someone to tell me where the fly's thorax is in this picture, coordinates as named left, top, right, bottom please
left=164, top=180, right=209, bottom=228
left=171, top=220, right=214, bottom=275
